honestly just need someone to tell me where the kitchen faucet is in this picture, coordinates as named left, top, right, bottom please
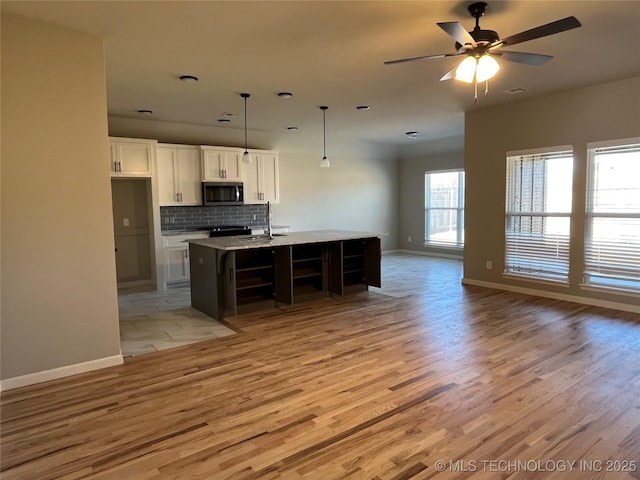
left=265, top=201, right=273, bottom=239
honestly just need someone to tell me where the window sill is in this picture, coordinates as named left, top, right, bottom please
left=579, top=283, right=640, bottom=299
left=502, top=273, right=570, bottom=288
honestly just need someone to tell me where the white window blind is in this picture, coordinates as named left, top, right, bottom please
left=425, top=170, right=465, bottom=247
left=505, top=149, right=573, bottom=281
left=584, top=142, right=640, bottom=292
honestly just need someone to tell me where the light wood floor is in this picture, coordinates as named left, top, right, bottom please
left=2, top=256, right=639, bottom=479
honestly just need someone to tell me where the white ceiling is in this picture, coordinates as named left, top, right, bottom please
left=4, top=1, right=640, bottom=151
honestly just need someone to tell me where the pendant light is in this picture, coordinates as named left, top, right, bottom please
left=320, top=106, right=330, bottom=168
left=241, top=93, right=252, bottom=164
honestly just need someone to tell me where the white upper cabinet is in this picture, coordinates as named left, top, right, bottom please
left=243, top=151, right=279, bottom=204
left=109, top=137, right=156, bottom=176
left=201, top=147, right=243, bottom=182
left=157, top=144, right=201, bottom=206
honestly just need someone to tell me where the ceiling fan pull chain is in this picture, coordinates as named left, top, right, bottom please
left=474, top=80, right=478, bottom=103
left=485, top=80, right=490, bottom=97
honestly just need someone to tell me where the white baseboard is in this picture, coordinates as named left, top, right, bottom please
left=396, top=249, right=463, bottom=260
left=461, top=278, right=640, bottom=314
left=0, top=354, right=124, bottom=392
left=382, top=249, right=402, bottom=255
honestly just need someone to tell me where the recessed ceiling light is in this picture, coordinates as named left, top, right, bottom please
left=137, top=109, right=153, bottom=115
left=505, top=87, right=527, bottom=94
left=218, top=118, right=231, bottom=124
left=179, top=75, right=198, bottom=82
left=277, top=92, right=293, bottom=98
left=356, top=105, right=370, bottom=110
left=405, top=131, right=419, bottom=138
left=287, top=126, right=299, bottom=130
left=221, top=112, right=239, bottom=117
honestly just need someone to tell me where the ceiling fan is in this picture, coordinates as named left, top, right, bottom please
left=385, top=2, right=581, bottom=96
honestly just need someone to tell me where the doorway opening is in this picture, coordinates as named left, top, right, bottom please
left=111, top=178, right=155, bottom=289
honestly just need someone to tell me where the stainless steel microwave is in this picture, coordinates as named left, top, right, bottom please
left=202, top=182, right=244, bottom=206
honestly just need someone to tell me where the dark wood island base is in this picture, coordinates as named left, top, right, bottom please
left=189, top=230, right=381, bottom=320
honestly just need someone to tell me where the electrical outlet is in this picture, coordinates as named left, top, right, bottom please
left=170, top=217, right=175, bottom=224
left=253, top=214, right=257, bottom=220
left=485, top=260, right=493, bottom=270
left=408, top=236, right=412, bottom=242
left=123, top=218, right=129, bottom=227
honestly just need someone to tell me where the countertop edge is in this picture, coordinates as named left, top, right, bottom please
left=187, top=230, right=380, bottom=251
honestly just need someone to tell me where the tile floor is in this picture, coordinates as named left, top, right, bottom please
left=118, top=286, right=236, bottom=357
left=118, top=253, right=463, bottom=357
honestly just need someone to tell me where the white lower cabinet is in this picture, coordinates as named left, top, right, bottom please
left=157, top=145, right=201, bottom=206
left=162, top=233, right=209, bottom=286
left=243, top=151, right=279, bottom=204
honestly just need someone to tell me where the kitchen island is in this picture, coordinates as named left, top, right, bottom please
left=188, top=230, right=381, bottom=320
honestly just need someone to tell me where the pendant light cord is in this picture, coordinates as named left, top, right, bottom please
left=244, top=95, right=248, bottom=153
left=322, top=108, right=327, bottom=159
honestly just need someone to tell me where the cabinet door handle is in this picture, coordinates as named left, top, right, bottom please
left=176, top=193, right=180, bottom=202
left=179, top=193, right=183, bottom=202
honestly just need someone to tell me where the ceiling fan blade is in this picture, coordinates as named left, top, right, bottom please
left=440, top=67, right=456, bottom=81
left=494, top=51, right=553, bottom=65
left=384, top=53, right=458, bottom=65
left=437, top=22, right=477, bottom=48
left=497, top=16, right=581, bottom=47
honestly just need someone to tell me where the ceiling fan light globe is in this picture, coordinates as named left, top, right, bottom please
left=455, top=56, right=477, bottom=83
left=476, top=54, right=500, bottom=82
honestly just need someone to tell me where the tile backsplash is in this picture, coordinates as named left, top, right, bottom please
left=161, top=205, right=267, bottom=231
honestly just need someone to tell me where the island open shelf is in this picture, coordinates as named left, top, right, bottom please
left=188, top=230, right=381, bottom=320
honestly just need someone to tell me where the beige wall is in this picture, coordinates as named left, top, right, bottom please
left=465, top=76, right=640, bottom=307
left=108, top=116, right=400, bottom=251
left=275, top=148, right=398, bottom=251
left=398, top=136, right=464, bottom=256
left=1, top=15, right=122, bottom=381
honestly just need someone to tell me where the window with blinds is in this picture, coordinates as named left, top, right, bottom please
left=505, top=149, right=573, bottom=282
left=584, top=141, right=640, bottom=292
left=425, top=170, right=465, bottom=247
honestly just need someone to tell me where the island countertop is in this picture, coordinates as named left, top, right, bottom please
left=188, top=229, right=380, bottom=251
